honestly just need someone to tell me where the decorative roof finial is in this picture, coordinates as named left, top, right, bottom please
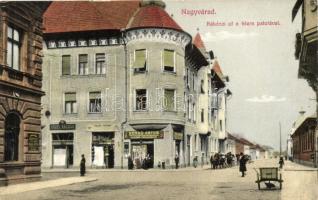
left=140, top=0, right=166, bottom=9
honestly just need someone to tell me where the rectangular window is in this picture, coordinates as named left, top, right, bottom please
left=7, top=26, right=21, bottom=70
left=186, top=68, right=189, bottom=87
left=89, top=92, right=101, bottom=113
left=62, top=55, right=71, bottom=75
left=193, top=103, right=196, bottom=122
left=220, top=120, right=223, bottom=131
left=201, top=109, right=204, bottom=123
left=163, top=49, right=175, bottom=72
left=64, top=93, right=77, bottom=114
left=78, top=54, right=88, bottom=75
left=187, top=99, right=190, bottom=120
left=133, top=49, right=146, bottom=73
left=164, top=89, right=175, bottom=111
left=95, top=53, right=106, bottom=74
left=135, top=89, right=147, bottom=111
left=201, top=79, right=205, bottom=93
left=192, top=73, right=195, bottom=90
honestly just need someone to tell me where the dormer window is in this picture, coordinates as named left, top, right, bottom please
left=7, top=26, right=21, bottom=70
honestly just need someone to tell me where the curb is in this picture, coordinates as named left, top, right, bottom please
left=0, top=177, right=97, bottom=195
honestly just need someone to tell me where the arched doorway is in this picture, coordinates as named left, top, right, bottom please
left=4, top=112, right=21, bottom=161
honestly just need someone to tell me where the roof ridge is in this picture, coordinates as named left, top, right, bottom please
left=126, top=5, right=142, bottom=29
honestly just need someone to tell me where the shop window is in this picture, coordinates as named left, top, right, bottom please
left=7, top=26, right=21, bottom=70
left=133, top=49, right=147, bottom=73
left=62, top=55, right=71, bottom=75
left=4, top=113, right=20, bottom=161
left=52, top=133, right=73, bottom=167
left=135, top=89, right=147, bottom=111
left=95, top=53, right=106, bottom=74
left=89, top=91, right=102, bottom=113
left=78, top=54, right=88, bottom=75
left=164, top=89, right=175, bottom=111
left=64, top=92, right=77, bottom=114
left=163, top=49, right=175, bottom=72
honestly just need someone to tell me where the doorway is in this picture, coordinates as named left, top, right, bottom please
left=131, top=141, right=154, bottom=168
left=4, top=112, right=21, bottom=161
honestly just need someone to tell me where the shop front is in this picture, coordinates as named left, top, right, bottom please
left=91, top=132, right=115, bottom=168
left=124, top=130, right=164, bottom=169
left=52, top=132, right=74, bottom=168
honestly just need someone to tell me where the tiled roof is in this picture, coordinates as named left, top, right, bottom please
left=128, top=4, right=182, bottom=31
left=212, top=60, right=223, bottom=77
left=43, top=1, right=140, bottom=33
left=193, top=33, right=206, bottom=50
left=43, top=1, right=182, bottom=34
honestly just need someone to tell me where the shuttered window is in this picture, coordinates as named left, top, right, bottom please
left=163, top=49, right=174, bottom=72
left=164, top=89, right=175, bottom=111
left=89, top=92, right=101, bottom=113
left=65, top=93, right=77, bottom=114
left=62, top=55, right=71, bottom=75
left=79, top=54, right=88, bottom=75
left=95, top=53, right=106, bottom=74
left=133, top=49, right=146, bottom=72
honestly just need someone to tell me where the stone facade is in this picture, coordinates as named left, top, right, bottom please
left=0, top=2, right=48, bottom=185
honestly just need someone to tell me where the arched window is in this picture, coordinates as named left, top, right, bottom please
left=4, top=112, right=20, bottom=161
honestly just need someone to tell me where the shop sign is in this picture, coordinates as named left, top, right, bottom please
left=28, top=134, right=40, bottom=151
left=173, top=132, right=183, bottom=140
left=124, top=131, right=164, bottom=139
left=50, top=121, right=76, bottom=130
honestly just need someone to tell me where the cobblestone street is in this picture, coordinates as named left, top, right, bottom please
left=1, top=159, right=317, bottom=200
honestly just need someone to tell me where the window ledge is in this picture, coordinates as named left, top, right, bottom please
left=63, top=113, right=78, bottom=116
left=133, top=70, right=148, bottom=74
left=88, top=112, right=103, bottom=114
left=133, top=110, right=149, bottom=112
left=163, top=71, right=177, bottom=75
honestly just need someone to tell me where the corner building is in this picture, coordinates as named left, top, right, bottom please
left=42, top=1, right=226, bottom=169
left=0, top=2, right=48, bottom=184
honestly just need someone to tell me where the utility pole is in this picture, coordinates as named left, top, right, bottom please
left=279, top=122, right=282, bottom=157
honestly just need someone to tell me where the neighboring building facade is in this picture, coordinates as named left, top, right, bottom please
left=41, top=1, right=230, bottom=169
left=292, top=0, right=318, bottom=167
left=0, top=2, right=48, bottom=184
left=291, top=113, right=316, bottom=167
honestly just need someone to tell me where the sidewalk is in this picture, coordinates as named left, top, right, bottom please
left=281, top=160, right=318, bottom=200
left=41, top=165, right=214, bottom=173
left=0, top=176, right=97, bottom=195
left=283, top=160, right=318, bottom=171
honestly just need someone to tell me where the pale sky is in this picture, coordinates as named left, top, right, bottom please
left=165, top=0, right=316, bottom=150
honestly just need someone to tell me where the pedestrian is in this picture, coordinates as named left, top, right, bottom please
left=175, top=153, right=179, bottom=169
left=279, top=156, right=284, bottom=169
left=80, top=154, right=86, bottom=176
left=128, top=155, right=134, bottom=170
left=210, top=155, right=213, bottom=169
left=239, top=152, right=247, bottom=177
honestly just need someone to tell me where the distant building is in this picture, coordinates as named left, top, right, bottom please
left=291, top=112, right=316, bottom=167
left=0, top=2, right=49, bottom=184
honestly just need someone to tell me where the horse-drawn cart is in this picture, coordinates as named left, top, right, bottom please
left=255, top=167, right=283, bottom=190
